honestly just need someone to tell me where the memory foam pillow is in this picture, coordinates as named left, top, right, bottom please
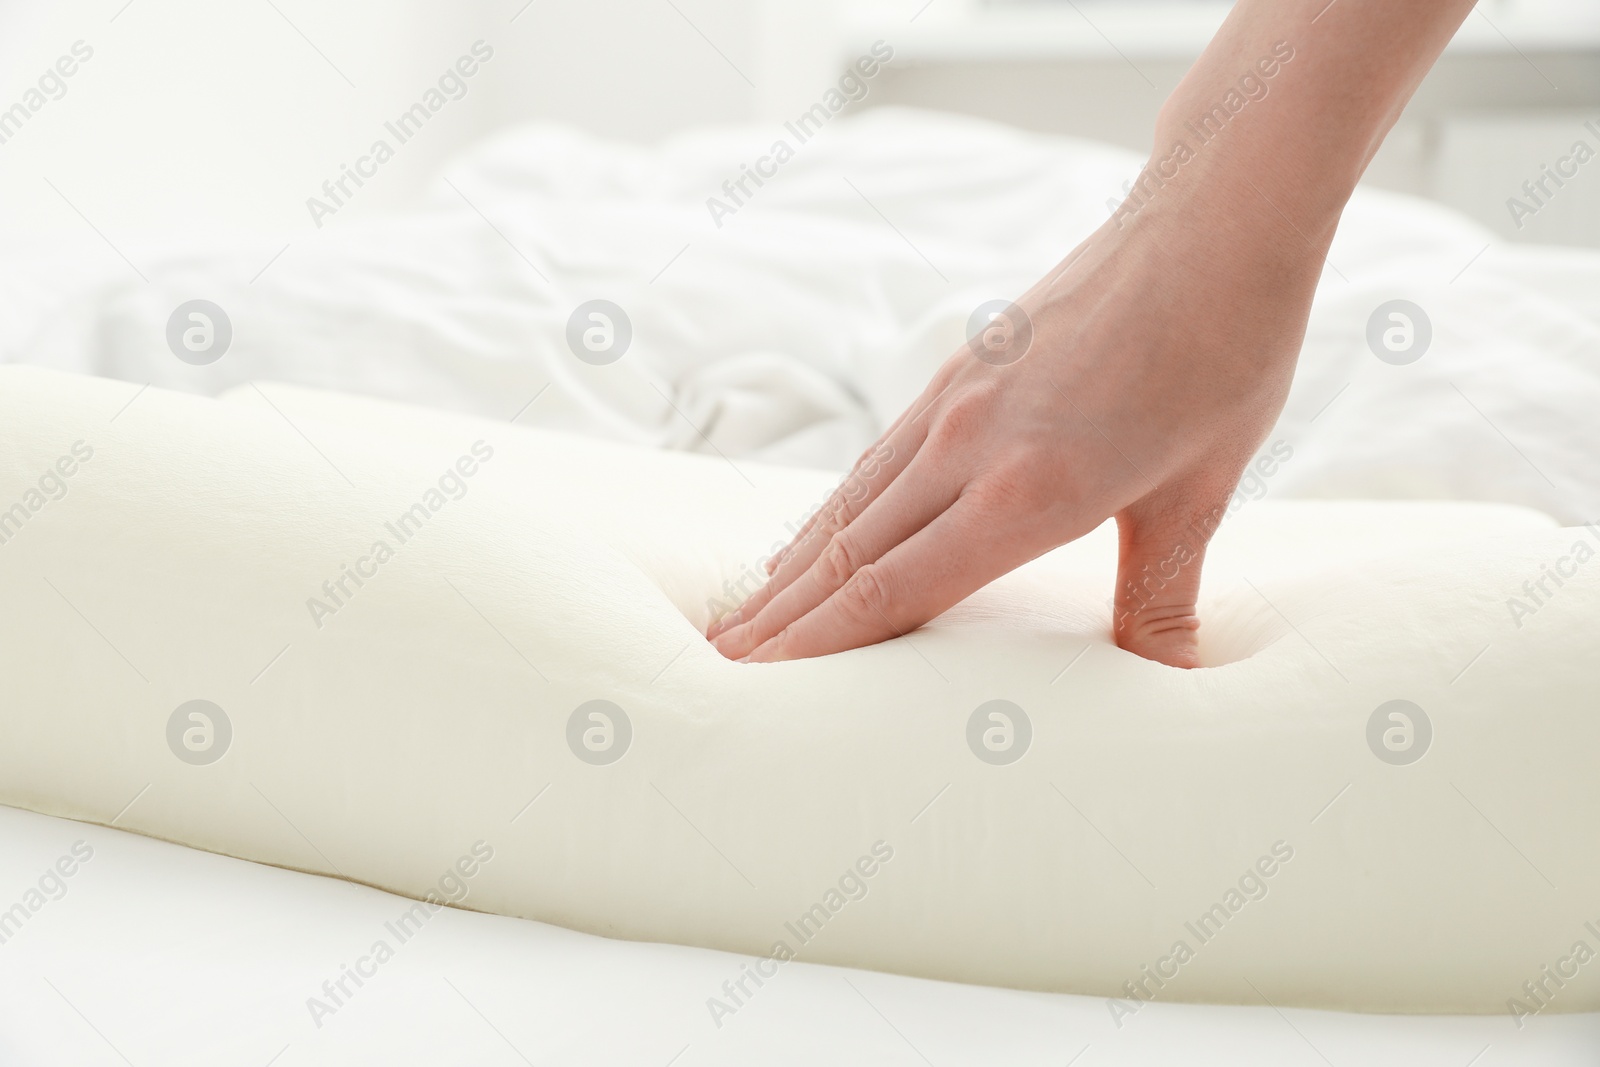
left=1, top=364, right=1596, bottom=1016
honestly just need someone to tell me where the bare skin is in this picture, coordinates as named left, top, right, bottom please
left=710, top=0, right=1479, bottom=667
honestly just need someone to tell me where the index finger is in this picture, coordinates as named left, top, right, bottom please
left=744, top=491, right=1028, bottom=663
left=707, top=428, right=917, bottom=642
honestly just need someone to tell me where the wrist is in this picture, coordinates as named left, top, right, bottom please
left=1140, top=0, right=1477, bottom=247
left=1138, top=76, right=1354, bottom=255
left=1100, top=144, right=1340, bottom=286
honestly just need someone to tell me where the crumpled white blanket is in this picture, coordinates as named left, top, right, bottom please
left=3, top=107, right=1598, bottom=520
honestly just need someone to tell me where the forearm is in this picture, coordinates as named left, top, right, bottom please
left=1132, top=0, right=1476, bottom=243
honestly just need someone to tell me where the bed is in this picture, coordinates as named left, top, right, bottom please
left=2, top=108, right=1598, bottom=1062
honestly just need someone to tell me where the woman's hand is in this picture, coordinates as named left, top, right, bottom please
left=706, top=0, right=1477, bottom=666
left=707, top=180, right=1321, bottom=667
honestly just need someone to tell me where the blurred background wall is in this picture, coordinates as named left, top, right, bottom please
left=0, top=0, right=1596, bottom=246
left=853, top=0, right=1600, bottom=247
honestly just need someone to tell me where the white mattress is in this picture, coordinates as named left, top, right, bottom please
left=1, top=805, right=1593, bottom=1065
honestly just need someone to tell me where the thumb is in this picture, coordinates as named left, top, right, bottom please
left=1112, top=482, right=1234, bottom=669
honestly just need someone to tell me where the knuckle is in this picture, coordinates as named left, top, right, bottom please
left=769, top=543, right=798, bottom=575
left=838, top=476, right=870, bottom=504
left=817, top=492, right=858, bottom=535
left=835, top=562, right=892, bottom=624
left=816, top=533, right=864, bottom=589
left=930, top=384, right=999, bottom=448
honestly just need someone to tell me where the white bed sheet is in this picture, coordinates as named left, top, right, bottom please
left=1, top=806, right=1594, bottom=1066
left=5, top=108, right=1600, bottom=522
